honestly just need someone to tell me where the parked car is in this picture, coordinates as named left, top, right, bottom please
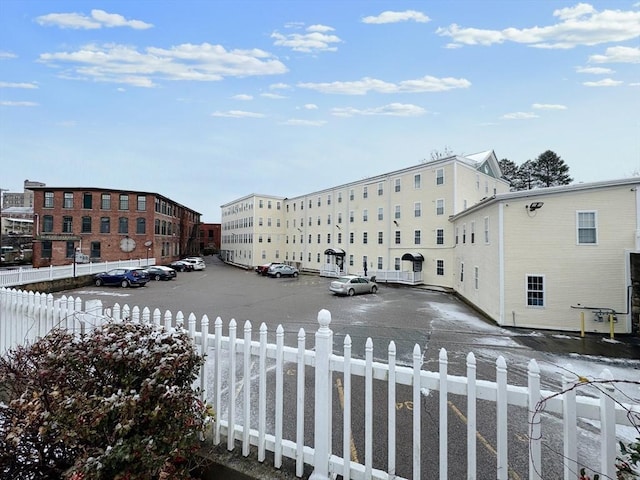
left=166, top=260, right=194, bottom=272
left=144, top=265, right=177, bottom=281
left=182, top=257, right=206, bottom=270
left=266, top=264, right=299, bottom=278
left=329, top=275, right=378, bottom=296
left=94, top=268, right=150, bottom=288
left=255, top=262, right=283, bottom=275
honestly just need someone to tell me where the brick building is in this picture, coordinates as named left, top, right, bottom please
left=30, top=187, right=201, bottom=267
left=199, top=223, right=221, bottom=255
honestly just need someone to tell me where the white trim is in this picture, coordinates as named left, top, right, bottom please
left=525, top=273, right=546, bottom=308
left=498, top=204, right=505, bottom=325
left=576, top=210, right=598, bottom=246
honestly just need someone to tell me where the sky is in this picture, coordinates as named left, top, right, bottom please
left=1, top=1, right=639, bottom=222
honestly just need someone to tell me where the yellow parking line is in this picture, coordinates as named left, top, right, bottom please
left=335, top=377, right=360, bottom=464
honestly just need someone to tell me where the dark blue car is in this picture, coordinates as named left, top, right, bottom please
left=94, top=267, right=150, bottom=288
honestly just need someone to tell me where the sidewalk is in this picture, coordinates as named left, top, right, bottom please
left=512, top=329, right=640, bottom=360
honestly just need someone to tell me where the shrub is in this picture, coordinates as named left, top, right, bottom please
left=0, top=321, right=212, bottom=479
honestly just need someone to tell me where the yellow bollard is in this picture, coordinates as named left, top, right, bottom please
left=609, top=314, right=615, bottom=339
left=580, top=312, right=585, bottom=338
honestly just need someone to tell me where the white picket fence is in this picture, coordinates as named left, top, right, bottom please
left=0, top=258, right=155, bottom=288
left=1, top=287, right=638, bottom=480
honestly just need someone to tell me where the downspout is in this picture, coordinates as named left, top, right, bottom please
left=498, top=202, right=505, bottom=326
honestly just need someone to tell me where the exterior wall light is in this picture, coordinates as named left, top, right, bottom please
left=526, top=202, right=544, bottom=211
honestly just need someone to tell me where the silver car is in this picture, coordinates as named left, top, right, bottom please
left=329, top=275, right=378, bottom=296
left=267, top=264, right=299, bottom=278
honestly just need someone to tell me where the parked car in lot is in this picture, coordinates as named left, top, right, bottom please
left=266, top=264, right=299, bottom=278
left=182, top=257, right=206, bottom=270
left=144, top=265, right=177, bottom=281
left=166, top=260, right=194, bottom=272
left=94, top=268, right=150, bottom=288
left=329, top=275, right=378, bottom=296
left=255, top=262, right=283, bottom=275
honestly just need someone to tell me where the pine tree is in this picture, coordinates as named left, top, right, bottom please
left=498, top=158, right=519, bottom=190
left=532, top=150, right=573, bottom=187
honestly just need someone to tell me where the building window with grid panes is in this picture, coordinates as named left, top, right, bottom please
left=136, top=218, right=146, bottom=234
left=43, top=215, right=53, bottom=233
left=471, top=221, right=475, bottom=244
left=394, top=257, right=400, bottom=270
left=436, top=228, right=444, bottom=245
left=327, top=233, right=331, bottom=243
left=460, top=262, right=464, bottom=282
left=577, top=211, right=597, bottom=244
left=414, top=174, right=421, bottom=189
left=90, top=241, right=100, bottom=258
left=363, top=232, right=368, bottom=244
left=436, top=259, right=444, bottom=276
left=484, top=217, right=490, bottom=243
left=317, top=234, right=321, bottom=244
left=81, top=216, right=92, bottom=233
left=350, top=211, right=354, bottom=223
left=395, top=230, right=400, bottom=244
left=436, top=168, right=444, bottom=185
left=119, top=217, right=128, bottom=234
left=327, top=214, right=331, bottom=225
left=338, top=192, right=342, bottom=203
left=63, top=192, right=73, bottom=209
left=363, top=186, right=368, bottom=199
left=119, top=194, right=129, bottom=210
left=349, top=255, right=354, bottom=266
left=101, top=217, right=110, bottom=233
left=101, top=193, right=111, bottom=210
left=414, top=230, right=421, bottom=245
left=44, top=191, right=54, bottom=208
left=83, top=193, right=92, bottom=209
left=327, top=194, right=331, bottom=205
left=349, top=189, right=354, bottom=201
left=414, top=202, right=421, bottom=217
left=527, top=275, right=545, bottom=307
left=436, top=199, right=444, bottom=216
left=395, top=205, right=401, bottom=219
left=377, top=257, right=383, bottom=269
left=137, top=195, right=146, bottom=211
left=62, top=216, right=73, bottom=233
left=338, top=232, right=342, bottom=243
left=394, top=178, right=401, bottom=192
left=474, top=266, right=479, bottom=289
left=378, top=231, right=383, bottom=244
left=363, top=209, right=368, bottom=222
left=350, top=232, right=354, bottom=244
left=378, top=183, right=383, bottom=195
left=376, top=208, right=383, bottom=221
left=317, top=216, right=321, bottom=225
left=268, top=218, right=272, bottom=227
left=462, top=224, right=466, bottom=244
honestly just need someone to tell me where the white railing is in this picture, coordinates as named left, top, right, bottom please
left=1, top=287, right=637, bottom=480
left=0, top=258, right=155, bottom=288
left=370, top=269, right=423, bottom=285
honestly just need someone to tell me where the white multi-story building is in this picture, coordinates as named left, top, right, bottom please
left=221, top=150, right=640, bottom=334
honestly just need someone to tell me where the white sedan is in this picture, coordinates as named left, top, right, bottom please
left=329, top=275, right=378, bottom=296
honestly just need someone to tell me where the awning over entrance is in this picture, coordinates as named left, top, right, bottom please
left=324, top=248, right=346, bottom=256
left=402, top=252, right=424, bottom=262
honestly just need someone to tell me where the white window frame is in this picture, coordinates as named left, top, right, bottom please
left=526, top=274, right=545, bottom=308
left=576, top=210, right=598, bottom=245
left=484, top=217, right=490, bottom=244
left=436, top=198, right=444, bottom=216
left=436, top=168, right=444, bottom=185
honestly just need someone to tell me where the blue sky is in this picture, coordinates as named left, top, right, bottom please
left=1, top=1, right=638, bottom=222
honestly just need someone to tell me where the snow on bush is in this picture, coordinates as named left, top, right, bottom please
left=0, top=321, right=212, bottom=479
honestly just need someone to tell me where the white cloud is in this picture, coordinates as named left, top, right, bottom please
left=0, top=82, right=38, bottom=89
left=589, top=46, right=640, bottom=64
left=436, top=5, right=640, bottom=49
left=211, top=110, right=265, bottom=118
left=36, top=9, right=153, bottom=30
left=0, top=51, right=17, bottom=59
left=232, top=94, right=253, bottom=101
left=501, top=112, right=539, bottom=120
left=532, top=103, right=567, bottom=110
left=303, top=104, right=318, bottom=110
left=583, top=78, right=624, bottom=87
left=298, top=75, right=470, bottom=95
left=260, top=93, right=286, bottom=99
left=576, top=66, right=614, bottom=74
left=269, top=82, right=291, bottom=90
left=0, top=101, right=38, bottom=107
left=38, top=43, right=288, bottom=87
left=362, top=10, right=430, bottom=24
left=331, top=103, right=426, bottom=117
left=271, top=25, right=342, bottom=53
left=281, top=119, right=327, bottom=126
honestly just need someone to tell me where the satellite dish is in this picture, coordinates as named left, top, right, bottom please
left=120, top=237, right=136, bottom=253
left=144, top=240, right=153, bottom=247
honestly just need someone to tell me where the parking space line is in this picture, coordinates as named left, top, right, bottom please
left=335, top=377, right=360, bottom=465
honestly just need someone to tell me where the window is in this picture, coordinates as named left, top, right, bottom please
left=436, top=199, right=444, bottom=216
left=90, top=241, right=101, bottom=258
left=363, top=209, right=368, bottom=222
left=363, top=186, right=368, bottom=199
left=259, top=200, right=263, bottom=208
left=363, top=232, right=368, bottom=244
left=317, top=234, right=321, bottom=244
left=338, top=192, right=342, bottom=203
left=377, top=257, right=383, bottom=269
left=349, top=189, right=354, bottom=201
left=471, top=221, right=476, bottom=244
left=577, top=211, right=597, bottom=244
left=118, top=217, right=128, bottom=234
left=66, top=241, right=75, bottom=259
left=460, top=262, right=464, bottom=282
left=137, top=195, right=146, bottom=211
left=349, top=255, right=354, bottom=266
left=436, top=229, right=444, bottom=245
left=100, top=217, right=110, bottom=233
left=349, top=211, right=354, bottom=223
left=317, top=197, right=321, bottom=207
left=338, top=212, right=342, bottom=224
left=308, top=234, right=312, bottom=243
left=62, top=216, right=73, bottom=233
left=394, top=258, right=400, bottom=271
left=394, top=205, right=401, bottom=219
left=436, top=260, right=444, bottom=276
left=83, top=193, right=93, bottom=209
left=42, top=241, right=52, bottom=258
left=349, top=232, right=354, bottom=244
left=268, top=200, right=272, bottom=209
left=394, top=178, right=401, bottom=192
left=436, top=168, right=444, bottom=185
left=484, top=217, right=490, bottom=244
left=527, top=275, right=545, bottom=307
left=154, top=219, right=160, bottom=234
left=43, top=215, right=54, bottom=233
left=136, top=218, right=146, bottom=234
left=414, top=174, right=421, bottom=189
left=378, top=208, right=383, bottom=221
left=101, top=193, right=111, bottom=210
left=414, top=202, right=421, bottom=217
left=338, top=233, right=342, bottom=244
left=378, top=231, right=383, bottom=244
left=327, top=214, right=331, bottom=225
left=63, top=192, right=74, bottom=209
left=309, top=217, right=312, bottom=226
left=462, top=224, right=466, bottom=244
left=44, top=191, right=54, bottom=208
left=81, top=216, right=92, bottom=233
left=258, top=217, right=263, bottom=226
left=378, top=183, right=383, bottom=195
left=395, top=231, right=401, bottom=244
left=119, top=194, right=129, bottom=210
left=414, top=230, right=421, bottom=244
left=267, top=218, right=272, bottom=227
left=277, top=201, right=281, bottom=210
left=277, top=219, right=281, bottom=227
left=474, top=266, right=479, bottom=290
left=327, top=194, right=331, bottom=205
left=317, top=216, right=321, bottom=226
left=327, top=233, right=331, bottom=243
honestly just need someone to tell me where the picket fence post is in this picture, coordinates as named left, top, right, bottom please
left=310, top=309, right=332, bottom=480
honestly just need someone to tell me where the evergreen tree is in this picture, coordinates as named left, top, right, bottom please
left=513, top=160, right=537, bottom=190
left=498, top=158, right=519, bottom=189
left=532, top=150, right=573, bottom=187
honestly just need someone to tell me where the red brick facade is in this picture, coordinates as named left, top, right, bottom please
left=30, top=187, right=201, bottom=267
left=199, top=223, right=221, bottom=254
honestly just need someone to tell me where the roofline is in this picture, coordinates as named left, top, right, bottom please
left=450, top=177, right=640, bottom=220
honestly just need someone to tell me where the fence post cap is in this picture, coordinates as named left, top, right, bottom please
left=317, top=309, right=331, bottom=329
